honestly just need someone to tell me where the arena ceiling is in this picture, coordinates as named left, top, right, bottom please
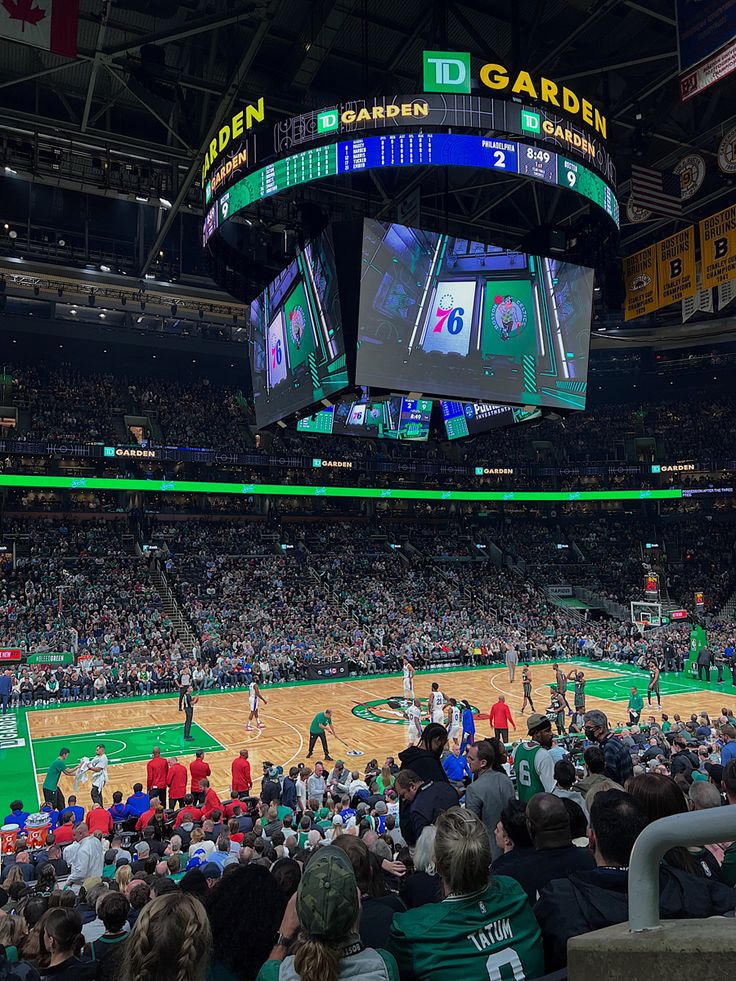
left=0, top=0, right=734, bottom=323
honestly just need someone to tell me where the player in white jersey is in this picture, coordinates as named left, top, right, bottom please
left=245, top=679, right=268, bottom=731
left=445, top=697, right=461, bottom=747
left=402, top=657, right=415, bottom=704
left=405, top=697, right=423, bottom=746
left=429, top=682, right=446, bottom=724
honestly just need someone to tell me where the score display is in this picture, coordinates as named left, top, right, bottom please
left=205, top=131, right=619, bottom=244
left=298, top=394, right=432, bottom=441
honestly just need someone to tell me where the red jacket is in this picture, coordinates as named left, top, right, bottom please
left=489, top=701, right=516, bottom=730
left=231, top=757, right=252, bottom=794
left=135, top=806, right=156, bottom=832
left=147, top=755, right=169, bottom=790
left=86, top=807, right=112, bottom=836
left=167, top=763, right=188, bottom=801
left=54, top=823, right=73, bottom=845
left=174, top=806, right=202, bottom=827
left=202, top=787, right=222, bottom=819
left=190, top=759, right=211, bottom=794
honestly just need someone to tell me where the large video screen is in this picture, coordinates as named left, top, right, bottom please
left=297, top=390, right=432, bottom=441
left=441, top=401, right=541, bottom=440
left=249, top=229, right=348, bottom=428
left=355, top=220, right=595, bottom=410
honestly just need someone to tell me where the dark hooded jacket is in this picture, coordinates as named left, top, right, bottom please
left=535, top=864, right=736, bottom=970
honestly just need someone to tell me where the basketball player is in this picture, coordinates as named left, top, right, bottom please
left=446, top=697, right=461, bottom=747
left=568, top=669, right=587, bottom=716
left=547, top=685, right=566, bottom=735
left=647, top=659, right=662, bottom=708
left=429, top=682, right=446, bottom=724
left=552, top=663, right=572, bottom=715
left=405, top=697, right=423, bottom=746
left=245, top=679, right=268, bottom=732
left=521, top=664, right=535, bottom=713
left=402, top=657, right=415, bottom=705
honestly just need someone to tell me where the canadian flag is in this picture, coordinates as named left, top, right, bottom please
left=1, top=0, right=79, bottom=58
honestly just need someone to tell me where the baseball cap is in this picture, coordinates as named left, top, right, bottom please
left=296, top=846, right=358, bottom=941
left=705, top=762, right=724, bottom=784
left=691, top=770, right=708, bottom=782
left=318, top=808, right=329, bottom=819
left=268, top=766, right=280, bottom=778
left=335, top=760, right=344, bottom=768
left=201, top=862, right=222, bottom=880
left=527, top=712, right=551, bottom=735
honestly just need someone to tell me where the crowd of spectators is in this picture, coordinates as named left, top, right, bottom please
left=2, top=702, right=736, bottom=980
left=2, top=514, right=736, bottom=707
left=5, top=361, right=736, bottom=472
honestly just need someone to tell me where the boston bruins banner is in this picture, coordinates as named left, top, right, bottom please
left=623, top=244, right=658, bottom=321
left=700, top=204, right=736, bottom=290
left=656, top=226, right=697, bottom=307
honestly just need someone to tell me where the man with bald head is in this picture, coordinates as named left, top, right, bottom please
left=492, top=793, right=595, bottom=902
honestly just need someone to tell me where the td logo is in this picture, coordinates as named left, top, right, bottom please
left=316, top=110, right=339, bottom=134
left=423, top=51, right=471, bottom=93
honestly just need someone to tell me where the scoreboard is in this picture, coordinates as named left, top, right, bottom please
left=206, top=131, right=619, bottom=244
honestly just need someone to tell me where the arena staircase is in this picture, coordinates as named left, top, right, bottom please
left=148, top=565, right=198, bottom=656
left=719, top=587, right=736, bottom=621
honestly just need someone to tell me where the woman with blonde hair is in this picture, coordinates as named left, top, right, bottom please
left=389, top=807, right=543, bottom=981
left=120, top=892, right=211, bottom=981
left=114, top=863, right=132, bottom=892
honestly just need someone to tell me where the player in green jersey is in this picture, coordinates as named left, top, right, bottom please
left=512, top=713, right=556, bottom=805
left=389, top=807, right=543, bottom=981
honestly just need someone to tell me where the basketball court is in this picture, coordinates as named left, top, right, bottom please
left=2, top=659, right=732, bottom=810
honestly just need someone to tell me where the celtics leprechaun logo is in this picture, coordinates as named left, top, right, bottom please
left=289, top=305, right=306, bottom=348
left=492, top=294, right=528, bottom=342
left=352, top=697, right=479, bottom=726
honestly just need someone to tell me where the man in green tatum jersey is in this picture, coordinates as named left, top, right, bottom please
left=389, top=807, right=544, bottom=981
left=512, top=713, right=556, bottom=805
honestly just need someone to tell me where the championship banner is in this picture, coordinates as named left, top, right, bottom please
left=656, top=226, right=697, bottom=307
left=700, top=204, right=736, bottom=288
left=682, top=263, right=713, bottom=322
left=623, top=245, right=658, bottom=320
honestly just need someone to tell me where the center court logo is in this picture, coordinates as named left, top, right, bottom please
left=423, top=51, right=471, bottom=93
left=352, top=697, right=479, bottom=726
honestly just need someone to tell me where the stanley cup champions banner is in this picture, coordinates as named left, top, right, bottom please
left=623, top=245, right=658, bottom=321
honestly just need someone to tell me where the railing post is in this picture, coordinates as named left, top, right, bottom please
left=628, top=807, right=736, bottom=932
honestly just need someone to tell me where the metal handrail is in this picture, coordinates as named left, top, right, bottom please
left=628, top=806, right=736, bottom=932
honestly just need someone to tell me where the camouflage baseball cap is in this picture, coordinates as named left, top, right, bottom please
left=296, top=846, right=358, bottom=941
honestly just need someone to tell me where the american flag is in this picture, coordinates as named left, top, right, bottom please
left=630, top=164, right=683, bottom=217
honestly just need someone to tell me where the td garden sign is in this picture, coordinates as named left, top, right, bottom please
left=423, top=50, right=608, bottom=139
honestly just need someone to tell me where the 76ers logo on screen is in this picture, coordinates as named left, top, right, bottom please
left=492, top=294, right=528, bottom=341
left=432, top=293, right=464, bottom=334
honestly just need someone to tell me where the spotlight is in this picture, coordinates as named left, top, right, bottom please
left=70, top=307, right=77, bottom=315
left=160, top=198, right=172, bottom=208
left=100, top=264, right=111, bottom=272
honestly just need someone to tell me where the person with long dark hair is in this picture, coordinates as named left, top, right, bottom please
left=205, top=865, right=285, bottom=981
left=36, top=908, right=95, bottom=980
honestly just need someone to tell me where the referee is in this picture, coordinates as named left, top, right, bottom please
left=306, top=708, right=336, bottom=760
left=183, top=685, right=198, bottom=741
